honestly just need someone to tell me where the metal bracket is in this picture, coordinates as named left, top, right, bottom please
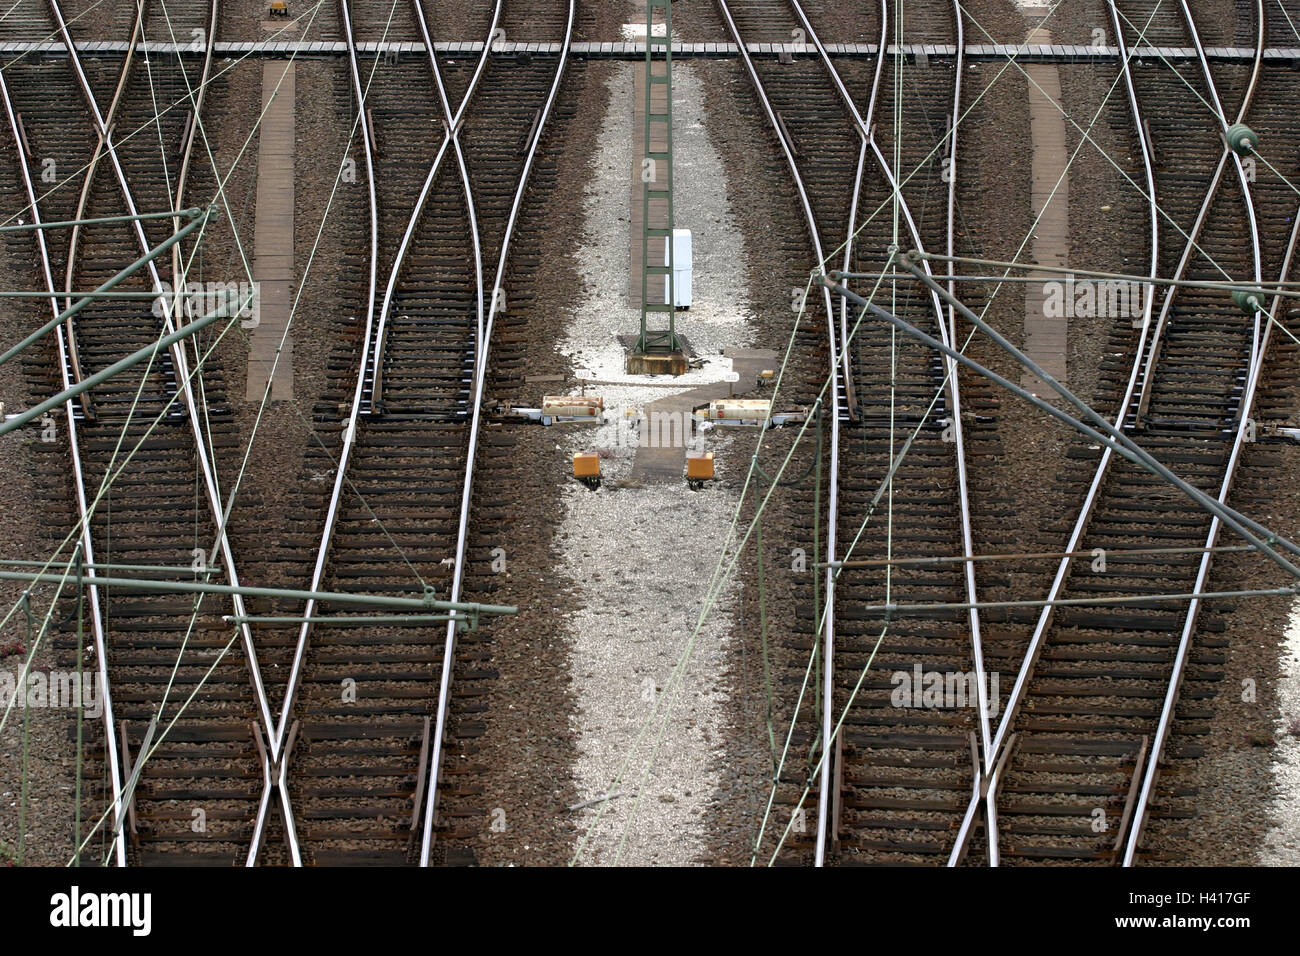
left=118, top=721, right=140, bottom=846
left=409, top=716, right=433, bottom=837
left=14, top=111, right=32, bottom=160
left=112, top=716, right=158, bottom=852
left=1113, top=735, right=1150, bottom=860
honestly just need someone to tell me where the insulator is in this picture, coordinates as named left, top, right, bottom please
left=1226, top=122, right=1259, bottom=157
left=1231, top=287, right=1266, bottom=314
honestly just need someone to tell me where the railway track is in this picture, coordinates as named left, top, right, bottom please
left=1, top=0, right=1297, bottom=870
left=245, top=0, right=574, bottom=866
left=735, top=0, right=1300, bottom=868
left=4, top=0, right=572, bottom=868
left=814, top=0, right=992, bottom=868
left=820, top=0, right=999, bottom=867
left=953, top=0, right=1300, bottom=865
left=1, top=0, right=278, bottom=865
left=715, top=0, right=985, bottom=865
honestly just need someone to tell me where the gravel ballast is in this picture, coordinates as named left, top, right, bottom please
left=562, top=59, right=756, bottom=865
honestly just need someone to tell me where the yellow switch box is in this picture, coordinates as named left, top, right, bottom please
left=686, top=451, right=714, bottom=481
left=573, top=452, right=601, bottom=478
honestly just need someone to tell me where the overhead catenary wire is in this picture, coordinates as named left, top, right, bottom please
left=5, top=0, right=1284, bottom=868
left=838, top=256, right=1300, bottom=299
left=821, top=270, right=1300, bottom=580
left=0, top=0, right=359, bottom=856
left=0, top=1, right=405, bottom=868
left=618, top=0, right=1175, bottom=864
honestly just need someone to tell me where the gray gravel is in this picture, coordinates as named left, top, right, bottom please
left=562, top=60, right=758, bottom=866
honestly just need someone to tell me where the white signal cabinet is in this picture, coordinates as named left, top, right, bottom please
left=663, top=229, right=692, bottom=308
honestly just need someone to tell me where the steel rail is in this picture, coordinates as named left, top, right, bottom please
left=55, top=0, right=146, bottom=421
left=712, top=0, right=843, bottom=428
left=860, top=0, right=988, bottom=864
left=1121, top=0, right=1271, bottom=865
left=0, top=56, right=127, bottom=868
left=712, top=0, right=845, bottom=869
left=45, top=0, right=278, bottom=863
left=942, top=0, right=995, bottom=868
left=167, top=0, right=219, bottom=345
left=419, top=0, right=576, bottom=867
left=837, top=138, right=865, bottom=418
left=944, top=0, right=1156, bottom=862
left=151, top=0, right=245, bottom=620
left=154, top=0, right=285, bottom=867
left=368, top=1, right=500, bottom=406
left=955, top=0, right=1171, bottom=860
left=160, top=8, right=283, bottom=856
left=785, top=0, right=986, bottom=863
left=1123, top=195, right=1294, bottom=866
left=1132, top=0, right=1264, bottom=425
left=947, top=0, right=1186, bottom=860
left=949, top=0, right=1264, bottom=863
left=800, top=0, right=872, bottom=415
left=258, top=0, right=505, bottom=866
left=834, top=0, right=889, bottom=423
left=251, top=0, right=385, bottom=866
left=943, top=0, right=993, bottom=785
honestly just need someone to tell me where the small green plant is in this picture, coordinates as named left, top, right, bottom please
left=0, top=841, right=17, bottom=867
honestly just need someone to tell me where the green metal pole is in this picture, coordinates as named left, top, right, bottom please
left=226, top=614, right=463, bottom=626
left=0, top=291, right=180, bottom=299
left=229, top=614, right=485, bottom=632
left=835, top=270, right=1300, bottom=298
left=0, top=568, right=517, bottom=616
left=635, top=0, right=682, bottom=355
left=0, top=207, right=203, bottom=233
left=822, top=272, right=1300, bottom=580
left=0, top=208, right=211, bottom=367
left=2, top=560, right=224, bottom=575
left=886, top=250, right=1300, bottom=287
left=0, top=305, right=223, bottom=436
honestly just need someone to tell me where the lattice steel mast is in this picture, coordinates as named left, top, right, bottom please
left=634, top=0, right=682, bottom=354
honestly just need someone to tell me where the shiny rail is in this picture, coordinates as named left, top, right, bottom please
left=714, top=0, right=983, bottom=865
left=0, top=45, right=127, bottom=868
left=1122, top=0, right=1270, bottom=865
left=419, top=0, right=576, bottom=867
left=953, top=0, right=1267, bottom=864
left=793, top=0, right=985, bottom=864
left=27, top=0, right=277, bottom=864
